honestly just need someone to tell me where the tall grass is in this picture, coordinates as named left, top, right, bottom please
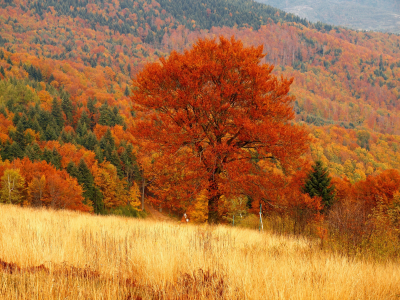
left=0, top=204, right=400, bottom=299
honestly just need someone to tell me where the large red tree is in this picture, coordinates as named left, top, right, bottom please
left=131, top=36, right=309, bottom=222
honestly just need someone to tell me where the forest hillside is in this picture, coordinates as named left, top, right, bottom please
left=0, top=0, right=400, bottom=228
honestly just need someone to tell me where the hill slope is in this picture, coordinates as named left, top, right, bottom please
left=0, top=0, right=400, bottom=215
left=256, top=0, right=400, bottom=33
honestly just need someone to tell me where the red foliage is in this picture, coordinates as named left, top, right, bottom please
left=132, top=36, right=309, bottom=221
left=9, top=158, right=91, bottom=212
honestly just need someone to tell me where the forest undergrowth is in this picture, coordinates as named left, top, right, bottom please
left=0, top=204, right=399, bottom=299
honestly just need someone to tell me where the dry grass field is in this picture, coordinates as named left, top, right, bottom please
left=0, top=204, right=400, bottom=299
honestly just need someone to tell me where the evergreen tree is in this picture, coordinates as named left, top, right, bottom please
left=112, top=106, right=124, bottom=126
left=45, top=124, right=58, bottom=141
left=77, top=158, right=104, bottom=214
left=94, top=145, right=103, bottom=163
left=110, top=150, right=124, bottom=179
left=100, top=128, right=115, bottom=150
left=76, top=120, right=88, bottom=138
left=12, top=120, right=27, bottom=149
left=30, top=117, right=42, bottom=134
left=144, top=31, right=154, bottom=44
left=48, top=74, right=55, bottom=83
left=82, top=131, right=98, bottom=150
left=25, top=142, right=42, bottom=162
left=66, top=161, right=79, bottom=178
left=0, top=106, right=7, bottom=117
left=104, top=142, right=113, bottom=162
left=303, top=161, right=335, bottom=211
left=79, top=110, right=91, bottom=129
left=61, top=92, right=73, bottom=124
left=12, top=112, right=20, bottom=126
left=42, top=148, right=53, bottom=165
left=99, top=102, right=113, bottom=126
left=9, top=141, right=24, bottom=159
left=87, top=97, right=98, bottom=129
left=38, top=110, right=52, bottom=130
left=51, top=148, right=62, bottom=169
left=59, top=128, right=75, bottom=144
left=51, top=98, right=64, bottom=129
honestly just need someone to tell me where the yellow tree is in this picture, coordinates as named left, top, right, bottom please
left=28, top=175, right=47, bottom=207
left=93, top=162, right=129, bottom=209
left=0, top=169, right=25, bottom=204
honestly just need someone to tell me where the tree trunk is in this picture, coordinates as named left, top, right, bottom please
left=207, top=194, right=220, bottom=223
left=207, top=175, right=221, bottom=223
left=141, top=176, right=145, bottom=211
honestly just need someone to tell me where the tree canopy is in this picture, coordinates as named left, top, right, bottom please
left=131, top=36, right=309, bottom=222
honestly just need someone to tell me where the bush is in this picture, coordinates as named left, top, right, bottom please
left=108, top=205, right=147, bottom=219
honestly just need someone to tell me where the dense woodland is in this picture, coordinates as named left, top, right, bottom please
left=0, top=0, right=400, bottom=253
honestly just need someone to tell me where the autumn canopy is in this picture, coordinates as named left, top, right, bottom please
left=131, top=36, right=309, bottom=222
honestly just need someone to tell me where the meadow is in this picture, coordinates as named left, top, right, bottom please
left=0, top=204, right=400, bottom=299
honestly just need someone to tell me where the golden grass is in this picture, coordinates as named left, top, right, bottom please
left=0, top=204, right=400, bottom=299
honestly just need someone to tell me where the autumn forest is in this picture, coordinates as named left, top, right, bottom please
left=1, top=0, right=400, bottom=260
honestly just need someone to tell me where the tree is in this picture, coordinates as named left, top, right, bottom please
left=131, top=36, right=309, bottom=222
left=77, top=158, right=104, bottom=214
left=303, top=160, right=335, bottom=211
left=0, top=168, right=25, bottom=204
left=51, top=98, right=64, bottom=129
left=28, top=175, right=46, bottom=207
left=61, top=92, right=73, bottom=124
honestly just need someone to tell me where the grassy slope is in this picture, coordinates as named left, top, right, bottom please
left=0, top=204, right=399, bottom=299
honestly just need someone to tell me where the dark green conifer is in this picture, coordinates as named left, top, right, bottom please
left=99, top=103, right=113, bottom=126
left=13, top=120, right=27, bottom=149
left=42, top=148, right=53, bottom=164
left=303, top=161, right=335, bottom=211
left=94, top=145, right=103, bottom=163
left=25, top=142, right=42, bottom=162
left=59, top=128, right=74, bottom=144
left=83, top=131, right=98, bottom=150
left=38, top=110, right=52, bottom=130
left=76, top=120, right=88, bottom=138
left=100, top=128, right=115, bottom=150
left=51, top=98, right=64, bottom=129
left=30, top=117, right=42, bottom=133
left=0, top=106, right=7, bottom=117
left=77, top=158, right=104, bottom=214
left=9, top=141, right=24, bottom=159
left=104, top=142, right=113, bottom=162
left=87, top=98, right=98, bottom=129
left=0, top=140, right=11, bottom=161
left=80, top=111, right=91, bottom=129
left=110, top=150, right=124, bottom=179
left=51, top=148, right=62, bottom=169
left=112, top=106, right=124, bottom=126
left=61, top=92, right=73, bottom=124
left=66, top=161, right=79, bottom=178
left=45, top=124, right=58, bottom=141
left=12, top=112, right=20, bottom=126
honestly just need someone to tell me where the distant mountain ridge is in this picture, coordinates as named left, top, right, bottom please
left=256, top=0, right=400, bottom=33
